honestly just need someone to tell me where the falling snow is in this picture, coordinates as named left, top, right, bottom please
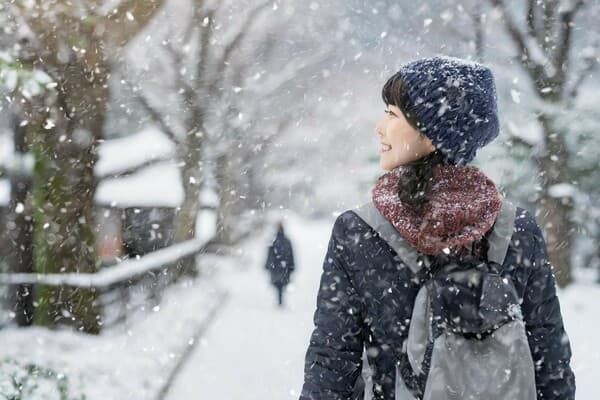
left=0, top=0, right=599, bottom=399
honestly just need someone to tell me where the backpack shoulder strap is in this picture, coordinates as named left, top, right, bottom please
left=352, top=201, right=430, bottom=274
left=486, top=198, right=516, bottom=265
left=351, top=197, right=516, bottom=272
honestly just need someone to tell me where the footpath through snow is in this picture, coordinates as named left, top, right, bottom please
left=165, top=212, right=332, bottom=400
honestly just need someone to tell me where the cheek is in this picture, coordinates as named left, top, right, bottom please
left=388, top=132, right=424, bottom=157
left=388, top=126, right=411, bottom=148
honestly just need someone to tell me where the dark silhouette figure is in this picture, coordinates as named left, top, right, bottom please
left=265, top=221, right=295, bottom=307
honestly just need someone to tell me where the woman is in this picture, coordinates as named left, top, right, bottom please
left=299, top=56, right=575, bottom=400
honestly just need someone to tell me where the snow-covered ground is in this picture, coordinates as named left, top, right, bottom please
left=560, top=270, right=600, bottom=399
left=165, top=212, right=332, bottom=400
left=0, top=211, right=597, bottom=399
left=0, top=268, right=227, bottom=399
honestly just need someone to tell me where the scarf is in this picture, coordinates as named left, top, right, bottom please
left=372, top=163, right=502, bottom=256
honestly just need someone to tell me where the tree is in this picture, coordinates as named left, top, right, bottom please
left=125, top=0, right=273, bottom=275
left=130, top=0, right=334, bottom=263
left=488, top=0, right=599, bottom=287
left=9, top=0, right=167, bottom=333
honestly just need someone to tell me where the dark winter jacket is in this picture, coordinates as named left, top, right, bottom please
left=299, top=207, right=575, bottom=400
left=265, top=229, right=295, bottom=286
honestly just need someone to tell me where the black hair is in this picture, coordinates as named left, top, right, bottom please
left=381, top=72, right=454, bottom=214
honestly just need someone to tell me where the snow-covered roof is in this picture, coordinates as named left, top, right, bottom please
left=0, top=237, right=207, bottom=287
left=95, top=126, right=221, bottom=208
left=0, top=179, right=9, bottom=206
left=0, top=130, right=13, bottom=171
left=0, top=126, right=219, bottom=208
left=1, top=129, right=13, bottom=205
left=95, top=160, right=183, bottom=208
left=95, top=160, right=219, bottom=209
left=95, top=126, right=176, bottom=177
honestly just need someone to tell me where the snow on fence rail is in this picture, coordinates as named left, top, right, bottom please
left=0, top=238, right=206, bottom=287
left=0, top=238, right=209, bottom=329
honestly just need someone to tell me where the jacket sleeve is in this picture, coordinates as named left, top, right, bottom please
left=289, top=241, right=296, bottom=272
left=285, top=239, right=295, bottom=272
left=265, top=245, right=273, bottom=270
left=300, top=215, right=365, bottom=400
left=521, top=218, right=576, bottom=400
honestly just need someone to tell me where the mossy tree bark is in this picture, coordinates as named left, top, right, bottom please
left=14, top=0, right=167, bottom=333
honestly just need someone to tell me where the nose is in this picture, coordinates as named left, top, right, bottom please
left=375, top=119, right=384, bottom=137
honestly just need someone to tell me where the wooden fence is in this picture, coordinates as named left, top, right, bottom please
left=0, top=238, right=208, bottom=330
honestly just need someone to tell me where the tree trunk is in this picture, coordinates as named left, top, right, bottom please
left=214, top=152, right=243, bottom=247
left=13, top=0, right=168, bottom=333
left=473, top=2, right=485, bottom=62
left=537, top=114, right=574, bottom=287
left=212, top=125, right=257, bottom=246
left=173, top=126, right=205, bottom=278
left=29, top=58, right=108, bottom=334
left=8, top=116, right=34, bottom=326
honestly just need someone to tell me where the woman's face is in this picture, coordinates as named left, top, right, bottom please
left=375, top=104, right=437, bottom=170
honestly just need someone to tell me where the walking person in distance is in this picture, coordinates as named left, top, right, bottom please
left=265, top=220, right=296, bottom=307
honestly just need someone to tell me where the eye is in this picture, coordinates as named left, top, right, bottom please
left=384, top=109, right=396, bottom=117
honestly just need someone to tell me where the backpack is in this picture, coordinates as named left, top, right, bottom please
left=351, top=198, right=537, bottom=400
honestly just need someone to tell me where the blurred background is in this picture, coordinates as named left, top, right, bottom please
left=0, top=0, right=598, bottom=399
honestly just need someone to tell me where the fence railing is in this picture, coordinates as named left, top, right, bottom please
left=0, top=238, right=209, bottom=330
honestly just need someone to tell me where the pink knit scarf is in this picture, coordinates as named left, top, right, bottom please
left=372, top=163, right=502, bottom=256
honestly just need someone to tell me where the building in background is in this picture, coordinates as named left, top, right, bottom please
left=0, top=126, right=218, bottom=268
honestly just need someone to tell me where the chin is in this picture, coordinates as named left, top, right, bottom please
left=380, top=160, right=395, bottom=171
left=379, top=155, right=399, bottom=170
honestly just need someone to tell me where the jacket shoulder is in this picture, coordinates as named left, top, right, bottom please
left=513, top=206, right=542, bottom=237
left=512, top=206, right=546, bottom=249
left=511, top=206, right=549, bottom=268
left=334, top=209, right=372, bottom=235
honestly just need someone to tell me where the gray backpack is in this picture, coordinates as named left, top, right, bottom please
left=351, top=199, right=536, bottom=400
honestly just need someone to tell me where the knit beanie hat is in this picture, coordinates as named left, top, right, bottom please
left=395, top=56, right=499, bottom=165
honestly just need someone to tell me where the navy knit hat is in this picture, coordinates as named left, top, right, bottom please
left=395, top=56, right=499, bottom=165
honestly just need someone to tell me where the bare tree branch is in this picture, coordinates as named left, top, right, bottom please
left=507, top=133, right=535, bottom=149
left=489, top=0, right=533, bottom=60
left=542, top=0, right=560, bottom=52
left=163, top=35, right=210, bottom=136
left=218, top=1, right=271, bottom=67
left=208, top=0, right=271, bottom=93
left=566, top=52, right=598, bottom=102
left=191, top=4, right=217, bottom=102
left=133, top=92, right=179, bottom=144
left=97, top=155, right=173, bottom=180
left=468, top=2, right=485, bottom=61
left=554, top=0, right=586, bottom=84
left=180, top=2, right=199, bottom=48
left=526, top=0, right=537, bottom=39
left=488, top=0, right=547, bottom=78
left=163, top=42, right=197, bottom=102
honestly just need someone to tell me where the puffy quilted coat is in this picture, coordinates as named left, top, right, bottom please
left=299, top=207, right=575, bottom=400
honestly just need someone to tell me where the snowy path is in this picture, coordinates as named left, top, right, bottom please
left=166, top=212, right=600, bottom=400
left=165, top=213, right=333, bottom=400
